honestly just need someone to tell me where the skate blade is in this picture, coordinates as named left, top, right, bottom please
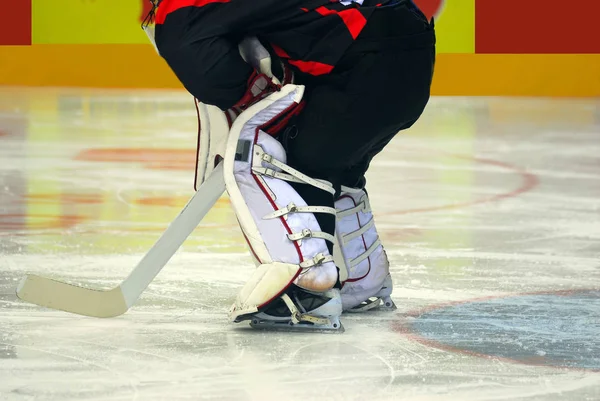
left=381, top=296, right=397, bottom=310
left=346, top=296, right=397, bottom=313
left=249, top=317, right=345, bottom=333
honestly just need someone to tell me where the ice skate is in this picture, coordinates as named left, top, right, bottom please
left=335, top=186, right=397, bottom=312
left=233, top=286, right=344, bottom=332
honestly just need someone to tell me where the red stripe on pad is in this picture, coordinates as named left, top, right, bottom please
left=241, top=229, right=263, bottom=265
left=155, top=0, right=231, bottom=24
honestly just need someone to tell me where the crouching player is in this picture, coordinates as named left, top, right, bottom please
left=146, top=0, right=435, bottom=331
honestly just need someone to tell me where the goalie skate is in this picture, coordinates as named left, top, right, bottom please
left=335, top=186, right=397, bottom=313
left=240, top=287, right=344, bottom=332
left=344, top=274, right=395, bottom=313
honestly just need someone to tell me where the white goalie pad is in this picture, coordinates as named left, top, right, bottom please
left=335, top=186, right=395, bottom=311
left=224, top=85, right=340, bottom=322
left=194, top=100, right=229, bottom=189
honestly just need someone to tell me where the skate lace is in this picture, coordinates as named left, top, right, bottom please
left=252, top=145, right=336, bottom=269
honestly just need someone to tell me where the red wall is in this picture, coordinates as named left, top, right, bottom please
left=0, top=0, right=31, bottom=45
left=476, top=0, right=600, bottom=54
left=413, top=0, right=445, bottom=20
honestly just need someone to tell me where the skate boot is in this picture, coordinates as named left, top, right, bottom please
left=334, top=186, right=396, bottom=312
left=246, top=286, right=344, bottom=332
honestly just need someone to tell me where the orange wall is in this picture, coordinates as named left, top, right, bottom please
left=0, top=0, right=599, bottom=96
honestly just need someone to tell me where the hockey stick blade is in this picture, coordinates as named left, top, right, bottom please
left=16, top=162, right=226, bottom=318
left=16, top=275, right=128, bottom=318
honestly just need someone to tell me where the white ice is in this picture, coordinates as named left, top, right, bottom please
left=1, top=88, right=599, bottom=400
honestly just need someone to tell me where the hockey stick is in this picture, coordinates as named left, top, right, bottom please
left=16, top=162, right=226, bottom=318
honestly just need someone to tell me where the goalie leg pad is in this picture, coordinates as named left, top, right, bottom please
left=194, top=99, right=229, bottom=189
left=225, top=85, right=341, bottom=330
left=336, top=186, right=396, bottom=312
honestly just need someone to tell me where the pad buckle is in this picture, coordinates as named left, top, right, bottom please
left=361, top=196, right=371, bottom=213
left=263, top=168, right=277, bottom=178
left=313, top=253, right=326, bottom=265
left=287, top=228, right=312, bottom=244
left=299, top=252, right=333, bottom=269
left=261, top=153, right=273, bottom=164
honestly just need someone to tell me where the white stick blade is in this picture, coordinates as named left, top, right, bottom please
left=16, top=274, right=128, bottom=318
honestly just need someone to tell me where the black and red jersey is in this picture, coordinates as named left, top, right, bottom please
left=155, top=0, right=383, bottom=77
left=152, top=0, right=431, bottom=109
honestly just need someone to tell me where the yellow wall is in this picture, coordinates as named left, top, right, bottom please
left=434, top=0, right=475, bottom=54
left=32, top=0, right=148, bottom=44
left=0, top=0, right=599, bottom=97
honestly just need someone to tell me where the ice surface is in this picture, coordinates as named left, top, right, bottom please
left=1, top=88, right=599, bottom=400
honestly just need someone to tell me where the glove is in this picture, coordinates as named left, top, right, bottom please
left=226, top=37, right=295, bottom=126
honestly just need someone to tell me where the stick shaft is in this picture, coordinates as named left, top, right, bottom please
left=16, top=163, right=226, bottom=317
left=120, top=162, right=225, bottom=307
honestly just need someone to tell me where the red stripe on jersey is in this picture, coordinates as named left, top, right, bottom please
left=271, top=44, right=290, bottom=59
left=289, top=59, right=334, bottom=75
left=272, top=43, right=334, bottom=76
left=338, top=9, right=367, bottom=39
left=315, top=6, right=337, bottom=17
left=155, top=0, right=231, bottom=24
left=314, top=6, right=367, bottom=39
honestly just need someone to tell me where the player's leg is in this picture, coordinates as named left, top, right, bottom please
left=333, top=121, right=414, bottom=311
left=158, top=9, right=342, bottom=328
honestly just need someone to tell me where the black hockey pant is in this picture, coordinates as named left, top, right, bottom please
left=284, top=2, right=436, bottom=243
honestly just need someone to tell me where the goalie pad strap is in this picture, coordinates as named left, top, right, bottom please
left=252, top=166, right=308, bottom=185
left=337, top=200, right=371, bottom=219
left=348, top=238, right=381, bottom=268
left=335, top=186, right=387, bottom=287
left=341, top=217, right=375, bottom=245
left=299, top=253, right=335, bottom=269
left=263, top=202, right=337, bottom=220
left=253, top=147, right=335, bottom=194
left=287, top=229, right=336, bottom=244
